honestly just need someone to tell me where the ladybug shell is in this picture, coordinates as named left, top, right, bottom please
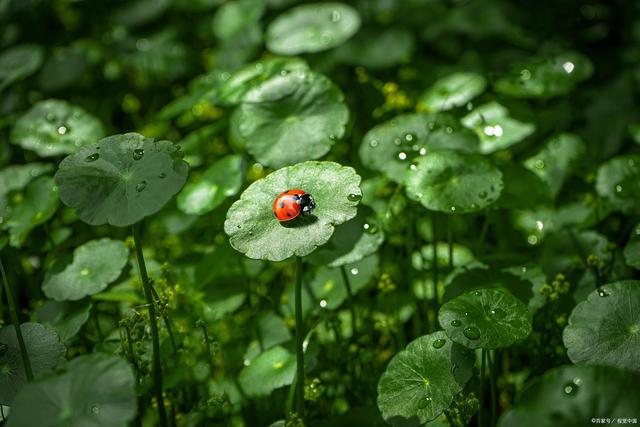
left=273, top=189, right=307, bottom=221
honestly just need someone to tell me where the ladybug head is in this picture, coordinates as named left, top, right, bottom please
left=299, top=193, right=316, bottom=214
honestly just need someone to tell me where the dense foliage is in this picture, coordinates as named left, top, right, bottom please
left=1, top=0, right=639, bottom=426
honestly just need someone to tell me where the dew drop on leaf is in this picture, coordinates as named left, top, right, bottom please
left=85, top=153, right=99, bottom=162
left=136, top=180, right=147, bottom=192
left=91, top=404, right=100, bottom=414
left=432, top=338, right=446, bottom=349
left=350, top=267, right=359, bottom=275
left=597, top=288, right=610, bottom=297
left=563, top=381, right=578, bottom=395
left=478, top=191, right=488, bottom=199
left=490, top=308, right=506, bottom=319
left=57, top=125, right=68, bottom=135
left=369, top=139, right=379, bottom=148
left=158, top=172, right=167, bottom=179
left=0, top=342, right=7, bottom=356
left=347, top=193, right=362, bottom=202
left=417, top=397, right=432, bottom=409
left=133, top=149, right=144, bottom=160
left=450, top=319, right=462, bottom=327
left=463, top=326, right=480, bottom=340
left=398, top=152, right=407, bottom=160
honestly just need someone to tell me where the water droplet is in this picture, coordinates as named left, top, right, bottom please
left=57, top=125, right=68, bottom=135
left=534, top=159, right=545, bottom=169
left=329, top=134, right=336, bottom=140
left=416, top=192, right=423, bottom=199
left=615, top=184, right=623, bottom=193
left=463, top=326, right=480, bottom=340
left=133, top=149, right=144, bottom=160
left=91, top=404, right=100, bottom=414
left=350, top=267, right=359, bottom=275
left=0, top=342, right=8, bottom=356
left=398, top=152, right=407, bottom=160
left=330, top=9, right=341, bottom=22
left=85, top=153, right=99, bottom=162
left=450, top=206, right=456, bottom=212
left=404, top=133, right=415, bottom=142
left=136, top=181, right=147, bottom=192
left=80, top=268, right=90, bottom=276
left=572, top=377, right=583, bottom=386
left=393, top=138, right=402, bottom=146
left=347, top=193, right=362, bottom=202
left=158, top=172, right=166, bottom=179
left=46, top=113, right=56, bottom=122
left=411, top=144, right=419, bottom=151
left=369, top=139, right=379, bottom=148
left=410, top=164, right=417, bottom=171
left=432, top=338, right=446, bottom=349
left=450, top=319, right=462, bottom=327
left=445, top=126, right=453, bottom=134
left=478, top=191, right=488, bottom=199
left=520, top=69, right=532, bottom=80
left=366, top=225, right=378, bottom=234
left=417, top=397, right=432, bottom=408
left=319, top=299, right=327, bottom=308
left=536, top=220, right=544, bottom=231
left=597, top=288, right=609, bottom=297
left=490, top=308, right=506, bottom=319
left=528, top=235, right=539, bottom=245
left=419, top=147, right=427, bottom=156
left=562, top=61, right=575, bottom=73
left=493, top=125, right=503, bottom=137
left=473, top=290, right=481, bottom=296
left=563, top=381, right=578, bottom=395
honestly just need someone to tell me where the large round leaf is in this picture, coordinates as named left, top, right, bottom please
left=266, top=2, right=361, bottom=55
left=497, top=365, right=640, bottom=427
left=10, top=100, right=105, bottom=157
left=377, top=331, right=474, bottom=426
left=238, top=345, right=296, bottom=397
left=438, top=288, right=532, bottom=349
left=595, top=154, right=640, bottom=214
left=404, top=149, right=503, bottom=214
left=7, top=353, right=136, bottom=427
left=224, top=161, right=361, bottom=261
left=359, top=113, right=478, bottom=184
left=418, top=72, right=487, bottom=112
left=54, top=133, right=189, bottom=226
left=334, top=27, right=414, bottom=69
left=0, top=322, right=66, bottom=405
left=34, top=300, right=93, bottom=342
left=0, top=44, right=44, bottom=90
left=461, top=101, right=535, bottom=154
left=43, top=238, right=129, bottom=301
left=177, top=154, right=246, bottom=215
left=442, top=268, right=534, bottom=306
left=233, top=70, right=348, bottom=168
left=624, top=222, right=640, bottom=269
left=562, top=280, right=640, bottom=373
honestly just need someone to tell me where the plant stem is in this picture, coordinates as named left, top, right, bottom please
left=489, top=350, right=497, bottom=427
left=339, top=265, right=357, bottom=334
left=431, top=211, right=439, bottom=306
left=150, top=284, right=178, bottom=354
left=480, top=349, right=486, bottom=427
left=294, top=257, right=305, bottom=419
left=132, top=224, right=168, bottom=427
left=447, top=215, right=454, bottom=271
left=199, top=321, right=215, bottom=374
left=0, top=258, right=33, bottom=381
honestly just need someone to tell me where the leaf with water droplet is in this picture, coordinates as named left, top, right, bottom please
left=418, top=72, right=487, bottom=112
left=405, top=149, right=503, bottom=214
left=232, top=70, right=348, bottom=168
left=462, top=101, right=535, bottom=154
left=238, top=345, right=296, bottom=397
left=563, top=280, right=640, bottom=373
left=439, top=288, right=532, bottom=349
left=10, top=99, right=104, bottom=157
left=266, top=2, right=361, bottom=55
left=359, top=113, right=478, bottom=184
left=42, top=238, right=129, bottom=301
left=54, top=133, right=189, bottom=227
left=0, top=323, right=66, bottom=405
left=225, top=161, right=361, bottom=261
left=497, top=365, right=640, bottom=427
left=7, top=353, right=136, bottom=427
left=377, top=331, right=474, bottom=426
left=596, top=154, right=640, bottom=214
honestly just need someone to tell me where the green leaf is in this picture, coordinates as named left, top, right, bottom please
left=413, top=243, right=475, bottom=270
left=0, top=322, right=66, bottom=405
left=33, top=300, right=93, bottom=342
left=404, top=149, right=503, bottom=214
left=438, top=288, right=532, bottom=349
left=497, top=163, right=552, bottom=209
left=377, top=331, right=474, bottom=426
left=233, top=70, right=348, bottom=168
left=334, top=27, right=414, bottom=69
left=177, top=154, right=246, bottom=215
left=7, top=353, right=136, bottom=427
left=243, top=311, right=291, bottom=363
left=524, top=133, right=585, bottom=199
left=0, top=163, right=53, bottom=221
left=497, top=365, right=640, bottom=427
left=494, top=52, right=593, bottom=99
left=443, top=268, right=535, bottom=308
left=54, top=133, right=189, bottom=227
left=359, top=113, right=478, bottom=184
left=43, top=238, right=129, bottom=301
left=624, top=222, right=640, bottom=269
left=3, top=176, right=59, bottom=247
left=595, top=154, right=640, bottom=214
left=238, top=345, right=296, bottom=397
left=266, top=2, right=361, bottom=55
left=306, top=207, right=383, bottom=267
left=217, top=56, right=309, bottom=105
left=224, top=161, right=361, bottom=261
left=418, top=72, right=487, bottom=112
left=212, top=0, right=265, bottom=41
left=461, top=101, right=535, bottom=154
left=0, top=44, right=44, bottom=90
left=562, top=280, right=640, bottom=373
left=10, top=99, right=105, bottom=158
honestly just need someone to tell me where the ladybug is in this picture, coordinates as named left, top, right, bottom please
left=273, top=189, right=316, bottom=221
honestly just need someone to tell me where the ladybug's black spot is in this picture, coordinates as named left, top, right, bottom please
left=287, top=213, right=292, bottom=217
left=280, top=202, right=285, bottom=208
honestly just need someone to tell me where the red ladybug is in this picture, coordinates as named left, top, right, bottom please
left=273, top=189, right=316, bottom=221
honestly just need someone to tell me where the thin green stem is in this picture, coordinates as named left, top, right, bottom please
left=198, top=321, right=215, bottom=374
left=431, top=211, right=439, bottom=307
left=480, top=349, right=486, bottom=427
left=150, top=284, right=178, bottom=354
left=92, top=307, right=103, bottom=343
left=489, top=350, right=497, bottom=427
left=0, top=258, right=33, bottom=381
left=294, top=257, right=305, bottom=419
left=132, top=224, right=168, bottom=427
left=339, top=265, right=357, bottom=334
left=447, top=215, right=454, bottom=271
